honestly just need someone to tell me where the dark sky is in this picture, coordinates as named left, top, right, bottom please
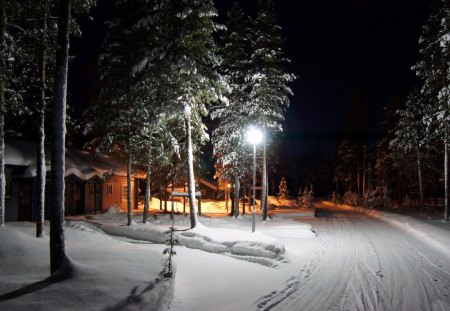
left=69, top=0, right=432, bottom=155
left=273, top=0, right=431, bottom=155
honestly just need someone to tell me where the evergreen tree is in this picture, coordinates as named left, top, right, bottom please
left=0, top=1, right=24, bottom=226
left=277, top=176, right=288, bottom=202
left=297, top=186, right=302, bottom=202
left=16, top=0, right=58, bottom=237
left=91, top=0, right=145, bottom=226
left=3, top=0, right=93, bottom=233
left=334, top=140, right=361, bottom=193
left=390, top=90, right=435, bottom=212
left=162, top=0, right=222, bottom=228
left=89, top=0, right=221, bottom=229
left=0, top=0, right=8, bottom=226
left=249, top=0, right=295, bottom=220
left=212, top=1, right=252, bottom=218
left=413, top=0, right=450, bottom=220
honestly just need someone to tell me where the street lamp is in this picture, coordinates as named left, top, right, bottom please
left=247, top=127, right=263, bottom=232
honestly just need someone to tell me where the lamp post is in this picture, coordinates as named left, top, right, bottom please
left=247, top=127, right=263, bottom=232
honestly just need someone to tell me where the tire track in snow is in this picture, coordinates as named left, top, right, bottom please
left=254, top=206, right=450, bottom=311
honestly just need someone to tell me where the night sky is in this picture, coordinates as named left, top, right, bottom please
left=69, top=0, right=432, bottom=156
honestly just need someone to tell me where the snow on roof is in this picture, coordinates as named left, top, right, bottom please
left=5, top=137, right=39, bottom=167
left=5, top=137, right=129, bottom=179
left=65, top=148, right=127, bottom=178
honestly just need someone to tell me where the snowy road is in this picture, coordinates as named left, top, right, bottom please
left=256, top=205, right=450, bottom=311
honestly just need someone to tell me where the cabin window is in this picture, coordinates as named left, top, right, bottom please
left=121, top=184, right=130, bottom=202
left=5, top=179, right=11, bottom=198
left=107, top=184, right=113, bottom=196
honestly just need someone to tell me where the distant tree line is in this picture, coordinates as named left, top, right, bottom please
left=331, top=0, right=449, bottom=221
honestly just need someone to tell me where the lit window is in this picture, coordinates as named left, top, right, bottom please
left=121, top=184, right=131, bottom=201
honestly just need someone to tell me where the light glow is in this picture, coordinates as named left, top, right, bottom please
left=247, top=128, right=263, bottom=145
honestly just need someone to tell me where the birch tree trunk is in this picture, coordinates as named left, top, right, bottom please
left=36, top=6, right=48, bottom=237
left=0, top=1, right=6, bottom=226
left=445, top=121, right=449, bottom=221
left=143, top=156, right=151, bottom=224
left=127, top=156, right=132, bottom=226
left=50, top=0, right=71, bottom=274
left=233, top=173, right=239, bottom=218
left=417, top=147, right=424, bottom=213
left=262, top=129, right=268, bottom=220
left=185, top=108, right=198, bottom=228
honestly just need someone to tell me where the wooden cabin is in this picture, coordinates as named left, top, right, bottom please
left=4, top=136, right=143, bottom=222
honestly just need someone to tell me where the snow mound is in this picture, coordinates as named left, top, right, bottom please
left=100, top=222, right=168, bottom=244
left=268, top=196, right=297, bottom=208
left=177, top=224, right=287, bottom=267
left=0, top=222, right=170, bottom=311
left=104, top=205, right=122, bottom=217
left=95, top=219, right=288, bottom=267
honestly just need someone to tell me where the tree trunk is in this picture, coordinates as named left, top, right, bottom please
left=171, top=177, right=174, bottom=217
left=445, top=121, right=449, bottom=221
left=159, top=181, right=163, bottom=210
left=143, top=157, right=151, bottom=224
left=417, top=148, right=424, bottom=213
left=164, top=177, right=168, bottom=212
left=0, top=1, right=6, bottom=226
left=50, top=0, right=71, bottom=274
left=252, top=144, right=256, bottom=232
left=233, top=173, right=239, bottom=218
left=185, top=109, right=198, bottom=228
left=36, top=8, right=48, bottom=237
left=126, top=157, right=132, bottom=226
left=242, top=182, right=246, bottom=215
left=262, top=130, right=268, bottom=221
left=183, top=183, right=186, bottom=213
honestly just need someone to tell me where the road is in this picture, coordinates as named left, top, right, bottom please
left=256, top=205, right=450, bottom=311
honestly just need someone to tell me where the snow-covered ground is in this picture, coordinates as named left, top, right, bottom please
left=1, top=198, right=449, bottom=310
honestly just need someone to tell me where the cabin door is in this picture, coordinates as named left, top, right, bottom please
left=18, top=180, right=33, bottom=221
left=87, top=182, right=102, bottom=213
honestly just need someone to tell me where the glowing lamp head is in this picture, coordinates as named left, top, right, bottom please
left=247, top=128, right=263, bottom=145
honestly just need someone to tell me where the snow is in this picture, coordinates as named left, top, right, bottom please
left=1, top=200, right=450, bottom=310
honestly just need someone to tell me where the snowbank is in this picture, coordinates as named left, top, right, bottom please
left=0, top=222, right=173, bottom=311
left=177, top=223, right=287, bottom=266
left=96, top=218, right=288, bottom=267
left=268, top=195, right=297, bottom=208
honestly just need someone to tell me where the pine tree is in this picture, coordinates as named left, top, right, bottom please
left=413, top=0, right=450, bottom=221
left=16, top=0, right=58, bottom=237
left=0, top=1, right=24, bottom=226
left=160, top=218, right=179, bottom=278
left=297, top=186, right=302, bottom=202
left=0, top=0, right=8, bottom=226
left=2, top=0, right=94, bottom=233
left=162, top=0, right=222, bottom=228
left=91, top=0, right=145, bottom=226
left=277, top=176, right=288, bottom=202
left=390, top=90, right=435, bottom=213
left=212, top=2, right=252, bottom=218
left=249, top=0, right=295, bottom=220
